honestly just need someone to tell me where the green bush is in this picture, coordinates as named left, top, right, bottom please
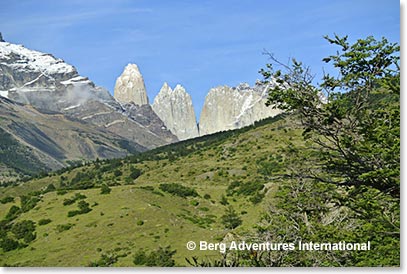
left=249, top=192, right=265, bottom=204
left=63, top=193, right=87, bottom=206
left=20, top=195, right=40, bottom=212
left=129, top=168, right=142, bottom=179
left=159, top=183, right=198, bottom=198
left=11, top=220, right=35, bottom=238
left=114, top=169, right=123, bottom=177
left=219, top=195, right=229, bottom=206
left=11, top=220, right=36, bottom=243
left=38, top=219, right=52, bottom=226
left=57, top=189, right=68, bottom=196
left=136, top=220, right=144, bottom=226
left=100, top=184, right=111, bottom=195
left=56, top=223, right=74, bottom=232
left=133, top=250, right=147, bottom=265
left=0, top=237, right=20, bottom=252
left=88, top=253, right=119, bottom=267
left=23, top=232, right=36, bottom=243
left=0, top=196, right=14, bottom=204
left=44, top=183, right=56, bottom=193
left=139, top=186, right=154, bottom=191
left=68, top=201, right=92, bottom=217
left=190, top=200, right=199, bottom=206
left=5, top=205, right=21, bottom=221
left=227, top=181, right=264, bottom=196
left=133, top=246, right=176, bottom=266
left=221, top=206, right=242, bottom=229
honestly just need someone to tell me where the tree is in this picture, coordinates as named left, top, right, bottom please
left=221, top=206, right=242, bottom=229
left=100, top=184, right=111, bottom=194
left=129, top=167, right=142, bottom=179
left=261, top=34, right=400, bottom=197
left=257, top=34, right=400, bottom=266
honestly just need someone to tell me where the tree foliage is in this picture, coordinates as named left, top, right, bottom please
left=255, top=34, right=400, bottom=266
left=261, top=34, right=399, bottom=197
left=221, top=206, right=242, bottom=229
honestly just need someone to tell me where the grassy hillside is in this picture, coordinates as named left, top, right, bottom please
left=0, top=114, right=305, bottom=266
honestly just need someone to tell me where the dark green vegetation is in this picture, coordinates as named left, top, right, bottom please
left=0, top=35, right=399, bottom=267
left=0, top=127, right=49, bottom=178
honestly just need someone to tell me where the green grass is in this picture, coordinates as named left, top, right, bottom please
left=0, top=115, right=304, bottom=266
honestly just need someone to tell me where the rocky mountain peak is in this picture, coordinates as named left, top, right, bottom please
left=199, top=83, right=282, bottom=135
left=0, top=32, right=5, bottom=42
left=160, top=82, right=172, bottom=94
left=114, top=63, right=149, bottom=105
left=152, top=83, right=199, bottom=140
left=173, top=84, right=187, bottom=94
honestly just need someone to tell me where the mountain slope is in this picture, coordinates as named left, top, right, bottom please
left=0, top=40, right=177, bottom=151
left=0, top=96, right=147, bottom=181
left=0, top=39, right=177, bottom=180
left=0, top=113, right=302, bottom=266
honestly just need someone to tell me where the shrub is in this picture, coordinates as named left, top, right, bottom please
left=203, top=194, right=211, bottom=200
left=23, top=232, right=36, bottom=243
left=221, top=206, right=242, bottom=229
left=38, top=219, right=52, bottom=226
left=0, top=237, right=20, bottom=252
left=136, top=220, right=144, bottom=226
left=159, top=183, right=198, bottom=198
left=190, top=200, right=199, bottom=206
left=133, top=250, right=147, bottom=265
left=5, top=205, right=21, bottom=221
left=219, top=195, right=229, bottom=206
left=139, top=186, right=154, bottom=191
left=20, top=195, right=40, bottom=212
left=56, top=223, right=74, bottom=232
left=133, top=246, right=176, bottom=267
left=44, top=183, right=56, bottom=193
left=249, top=192, right=265, bottom=204
left=63, top=193, right=87, bottom=206
left=114, top=169, right=123, bottom=177
left=57, top=189, right=68, bottom=195
left=0, top=196, right=14, bottom=204
left=11, top=220, right=36, bottom=243
left=88, top=253, right=119, bottom=267
left=129, top=168, right=142, bottom=179
left=11, top=220, right=35, bottom=237
left=68, top=200, right=92, bottom=217
left=100, top=184, right=111, bottom=195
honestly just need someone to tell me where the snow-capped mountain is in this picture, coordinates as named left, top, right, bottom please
left=0, top=36, right=177, bottom=162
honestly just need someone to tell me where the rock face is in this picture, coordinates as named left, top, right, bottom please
left=152, top=83, right=199, bottom=140
left=114, top=64, right=149, bottom=105
left=199, top=83, right=282, bottom=135
left=0, top=95, right=146, bottom=179
left=0, top=40, right=177, bottom=155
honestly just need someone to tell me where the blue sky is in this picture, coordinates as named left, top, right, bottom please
left=0, top=0, right=400, bottom=118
